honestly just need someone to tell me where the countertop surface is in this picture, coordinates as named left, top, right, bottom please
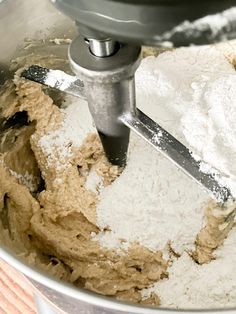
left=0, top=258, right=36, bottom=314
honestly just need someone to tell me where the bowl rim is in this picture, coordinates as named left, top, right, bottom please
left=1, top=245, right=236, bottom=314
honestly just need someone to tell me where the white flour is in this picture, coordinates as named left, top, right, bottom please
left=182, top=73, right=236, bottom=195
left=94, top=45, right=236, bottom=307
left=94, top=135, right=207, bottom=253
left=85, top=168, right=104, bottom=194
left=44, top=69, right=78, bottom=91
left=39, top=43, right=236, bottom=308
left=142, top=227, right=236, bottom=309
left=39, top=97, right=95, bottom=169
left=9, top=169, right=37, bottom=192
left=95, top=45, right=236, bottom=253
left=157, top=7, right=236, bottom=44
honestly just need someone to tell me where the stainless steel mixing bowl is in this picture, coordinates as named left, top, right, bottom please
left=1, top=1, right=236, bottom=313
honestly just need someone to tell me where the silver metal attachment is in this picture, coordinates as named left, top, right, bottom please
left=88, top=38, right=118, bottom=57
left=21, top=66, right=85, bottom=99
left=69, top=35, right=141, bottom=167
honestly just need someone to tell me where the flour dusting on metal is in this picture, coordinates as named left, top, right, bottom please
left=155, top=7, right=236, bottom=45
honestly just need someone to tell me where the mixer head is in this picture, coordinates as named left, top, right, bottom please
left=54, top=0, right=236, bottom=46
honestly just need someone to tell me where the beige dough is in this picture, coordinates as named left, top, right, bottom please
left=193, top=200, right=236, bottom=264
left=0, top=74, right=168, bottom=305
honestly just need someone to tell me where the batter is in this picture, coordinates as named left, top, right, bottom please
left=0, top=68, right=168, bottom=305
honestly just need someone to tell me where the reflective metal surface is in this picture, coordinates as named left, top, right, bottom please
left=54, top=0, right=236, bottom=46
left=88, top=39, right=118, bottom=58
left=22, top=65, right=86, bottom=99
left=69, top=35, right=141, bottom=166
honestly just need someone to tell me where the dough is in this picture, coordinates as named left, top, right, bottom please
left=193, top=200, right=236, bottom=264
left=0, top=72, right=168, bottom=305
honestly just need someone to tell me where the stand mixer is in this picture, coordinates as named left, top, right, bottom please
left=22, top=0, right=236, bottom=203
